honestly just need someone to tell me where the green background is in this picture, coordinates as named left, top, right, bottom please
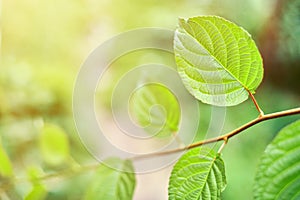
left=1, top=0, right=300, bottom=199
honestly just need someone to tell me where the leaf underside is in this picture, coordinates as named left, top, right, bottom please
left=254, top=120, right=300, bottom=200
left=174, top=16, right=263, bottom=106
left=85, top=158, right=136, bottom=200
left=168, top=147, right=226, bottom=200
left=129, top=83, right=180, bottom=138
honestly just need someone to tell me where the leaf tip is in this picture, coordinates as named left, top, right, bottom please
left=177, top=17, right=186, bottom=26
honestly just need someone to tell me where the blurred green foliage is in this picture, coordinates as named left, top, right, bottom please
left=84, top=158, right=135, bottom=200
left=0, top=138, right=13, bottom=178
left=278, top=0, right=300, bottom=61
left=39, top=124, right=69, bottom=166
left=129, top=83, right=181, bottom=138
left=1, top=0, right=299, bottom=199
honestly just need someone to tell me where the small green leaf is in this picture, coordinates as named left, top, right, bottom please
left=26, top=166, right=44, bottom=185
left=174, top=16, right=263, bottom=106
left=168, top=147, right=226, bottom=200
left=85, top=158, right=136, bottom=200
left=25, top=185, right=47, bottom=200
left=39, top=124, right=69, bottom=166
left=129, top=83, right=180, bottom=138
left=25, top=166, right=47, bottom=200
left=254, top=120, right=300, bottom=200
left=0, top=139, right=13, bottom=177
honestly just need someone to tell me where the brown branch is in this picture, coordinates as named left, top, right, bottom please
left=1, top=107, right=299, bottom=192
left=217, top=137, right=228, bottom=154
left=130, top=107, right=300, bottom=160
left=248, top=90, right=264, bottom=117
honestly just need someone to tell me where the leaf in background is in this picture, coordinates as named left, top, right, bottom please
left=129, top=83, right=180, bottom=138
left=0, top=139, right=13, bottom=177
left=254, top=120, right=300, bottom=200
left=39, top=124, right=69, bottom=166
left=24, top=166, right=47, bottom=200
left=174, top=16, right=263, bottom=106
left=168, top=147, right=226, bottom=200
left=278, top=0, right=300, bottom=61
left=84, top=158, right=136, bottom=200
left=25, top=184, right=47, bottom=200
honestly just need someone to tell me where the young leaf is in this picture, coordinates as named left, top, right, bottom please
left=129, top=83, right=180, bottom=138
left=254, top=120, right=300, bottom=200
left=168, top=147, right=226, bottom=200
left=0, top=139, right=13, bottom=177
left=39, top=124, right=69, bottom=166
left=84, top=158, right=136, bottom=200
left=174, top=16, right=263, bottom=106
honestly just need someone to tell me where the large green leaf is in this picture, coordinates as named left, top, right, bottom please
left=254, top=120, right=300, bottom=200
left=129, top=83, right=180, bottom=138
left=174, top=16, right=263, bottom=106
left=85, top=158, right=136, bottom=200
left=0, top=139, right=13, bottom=177
left=168, top=147, right=226, bottom=200
left=39, top=124, right=69, bottom=166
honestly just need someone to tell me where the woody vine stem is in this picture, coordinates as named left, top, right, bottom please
left=130, top=91, right=300, bottom=160
left=1, top=95, right=300, bottom=192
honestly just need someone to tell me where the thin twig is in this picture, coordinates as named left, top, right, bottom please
left=130, top=107, right=300, bottom=160
left=217, top=137, right=228, bottom=154
left=248, top=90, right=264, bottom=117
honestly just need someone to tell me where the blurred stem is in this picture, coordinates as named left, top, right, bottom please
left=0, top=164, right=100, bottom=194
left=0, top=179, right=14, bottom=197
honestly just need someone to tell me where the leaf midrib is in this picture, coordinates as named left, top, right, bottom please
left=179, top=153, right=218, bottom=199
left=115, top=160, right=133, bottom=199
left=198, top=156, right=218, bottom=199
left=179, top=18, right=248, bottom=92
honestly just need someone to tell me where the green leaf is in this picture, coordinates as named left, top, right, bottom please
left=168, top=147, right=226, bottom=200
left=0, top=139, right=13, bottom=177
left=25, top=185, right=47, bottom=200
left=254, top=120, right=300, bottom=200
left=85, top=158, right=136, bottom=200
left=174, top=16, right=263, bottom=106
left=129, top=83, right=180, bottom=138
left=39, top=124, right=69, bottom=166
left=26, top=166, right=44, bottom=185
left=25, top=166, right=47, bottom=200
